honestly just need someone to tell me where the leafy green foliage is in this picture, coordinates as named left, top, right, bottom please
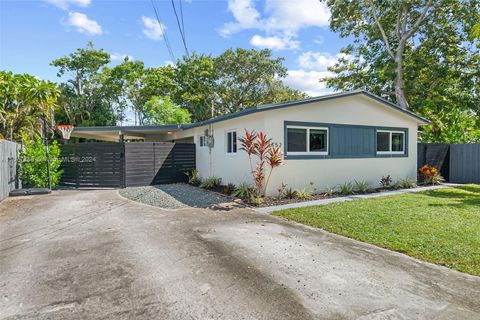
left=354, top=180, right=372, bottom=194
left=51, top=42, right=116, bottom=127
left=380, top=175, right=392, bottom=188
left=398, top=177, right=416, bottom=189
left=296, top=188, right=314, bottom=200
left=18, top=134, right=63, bottom=188
left=199, top=176, right=222, bottom=189
left=214, top=48, right=305, bottom=115
left=0, top=71, right=59, bottom=141
left=283, top=187, right=298, bottom=199
left=274, top=185, right=480, bottom=276
left=144, top=96, right=191, bottom=125
left=232, top=183, right=256, bottom=200
left=324, top=185, right=337, bottom=197
left=185, top=169, right=201, bottom=186
left=321, top=0, right=480, bottom=143
left=338, top=182, right=355, bottom=195
left=223, top=183, right=236, bottom=195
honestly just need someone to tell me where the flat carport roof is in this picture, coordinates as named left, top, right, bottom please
left=71, top=125, right=182, bottom=141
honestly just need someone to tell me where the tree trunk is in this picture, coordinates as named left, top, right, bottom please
left=394, top=45, right=409, bottom=110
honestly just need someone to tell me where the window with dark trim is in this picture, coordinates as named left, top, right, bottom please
left=376, top=130, right=405, bottom=154
left=286, top=126, right=328, bottom=155
left=226, top=130, right=237, bottom=154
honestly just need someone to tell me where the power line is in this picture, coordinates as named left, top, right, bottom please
left=171, top=0, right=189, bottom=58
left=151, top=0, right=176, bottom=62
left=179, top=0, right=185, bottom=41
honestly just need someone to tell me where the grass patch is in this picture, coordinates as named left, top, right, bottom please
left=273, top=185, right=480, bottom=276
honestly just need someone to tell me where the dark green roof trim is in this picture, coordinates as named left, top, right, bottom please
left=182, top=90, right=430, bottom=129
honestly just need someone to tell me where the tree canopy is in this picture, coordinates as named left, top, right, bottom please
left=0, top=71, right=59, bottom=141
left=49, top=44, right=306, bottom=127
left=321, top=0, right=480, bottom=142
left=144, top=96, right=191, bottom=125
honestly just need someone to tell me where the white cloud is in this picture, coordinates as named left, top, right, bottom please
left=250, top=34, right=299, bottom=50
left=65, top=12, right=102, bottom=35
left=220, top=0, right=330, bottom=50
left=263, top=0, right=330, bottom=33
left=46, top=0, right=90, bottom=10
left=141, top=16, right=165, bottom=41
left=284, top=69, right=333, bottom=97
left=297, top=51, right=351, bottom=71
left=110, top=53, right=134, bottom=62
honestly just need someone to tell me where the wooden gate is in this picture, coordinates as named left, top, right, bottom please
left=124, top=142, right=195, bottom=187
left=60, top=143, right=125, bottom=188
left=60, top=142, right=196, bottom=188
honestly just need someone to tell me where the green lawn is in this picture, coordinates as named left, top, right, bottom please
left=273, top=185, right=480, bottom=276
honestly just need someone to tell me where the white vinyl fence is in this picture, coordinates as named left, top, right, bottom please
left=0, top=140, right=21, bottom=201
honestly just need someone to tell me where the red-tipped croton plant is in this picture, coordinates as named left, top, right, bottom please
left=239, top=129, right=284, bottom=196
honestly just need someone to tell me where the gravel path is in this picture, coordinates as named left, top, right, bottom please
left=119, top=183, right=235, bottom=209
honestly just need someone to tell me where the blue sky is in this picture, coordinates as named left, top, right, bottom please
left=0, top=0, right=350, bottom=96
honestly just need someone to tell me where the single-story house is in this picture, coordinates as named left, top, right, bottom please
left=71, top=90, right=430, bottom=195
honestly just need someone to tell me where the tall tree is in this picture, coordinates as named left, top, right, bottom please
left=173, top=53, right=217, bottom=122
left=144, top=96, right=191, bottom=125
left=51, top=42, right=115, bottom=126
left=322, top=0, right=480, bottom=142
left=214, top=48, right=305, bottom=114
left=0, top=71, right=59, bottom=141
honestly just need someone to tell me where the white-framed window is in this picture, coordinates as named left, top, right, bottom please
left=376, top=130, right=405, bottom=154
left=286, top=126, right=329, bottom=155
left=226, top=130, right=237, bottom=154
left=199, top=135, right=207, bottom=147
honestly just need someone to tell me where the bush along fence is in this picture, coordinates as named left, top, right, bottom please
left=418, top=143, right=480, bottom=183
left=59, top=142, right=196, bottom=188
left=0, top=140, right=22, bottom=201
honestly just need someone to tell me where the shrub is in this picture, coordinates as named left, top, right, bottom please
left=339, top=182, right=355, bottom=195
left=354, top=180, right=372, bottom=194
left=380, top=175, right=392, bottom=188
left=419, top=165, right=444, bottom=185
left=249, top=195, right=264, bottom=206
left=222, top=183, right=236, bottom=195
left=18, top=135, right=63, bottom=188
left=430, top=173, right=445, bottom=185
left=284, top=187, right=297, bottom=199
left=185, top=169, right=201, bottom=186
left=200, top=177, right=222, bottom=189
left=232, top=183, right=256, bottom=200
left=239, top=129, right=283, bottom=196
left=398, top=177, right=416, bottom=189
left=324, top=185, right=336, bottom=197
left=296, top=188, right=313, bottom=200
left=277, top=182, right=287, bottom=198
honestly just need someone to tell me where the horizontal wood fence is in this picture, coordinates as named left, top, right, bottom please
left=418, top=143, right=480, bottom=183
left=0, top=141, right=22, bottom=201
left=60, top=143, right=125, bottom=188
left=60, top=142, right=195, bottom=188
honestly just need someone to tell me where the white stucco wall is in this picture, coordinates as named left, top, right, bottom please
left=151, top=95, right=423, bottom=196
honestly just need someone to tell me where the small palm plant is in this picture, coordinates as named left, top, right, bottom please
left=239, top=129, right=284, bottom=196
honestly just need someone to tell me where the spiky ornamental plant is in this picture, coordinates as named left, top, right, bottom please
left=239, top=129, right=284, bottom=196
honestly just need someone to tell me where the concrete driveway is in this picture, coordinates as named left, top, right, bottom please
left=0, top=190, right=479, bottom=320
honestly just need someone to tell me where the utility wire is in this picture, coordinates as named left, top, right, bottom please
left=179, top=0, right=185, bottom=40
left=151, top=0, right=176, bottom=62
left=171, top=0, right=189, bottom=58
